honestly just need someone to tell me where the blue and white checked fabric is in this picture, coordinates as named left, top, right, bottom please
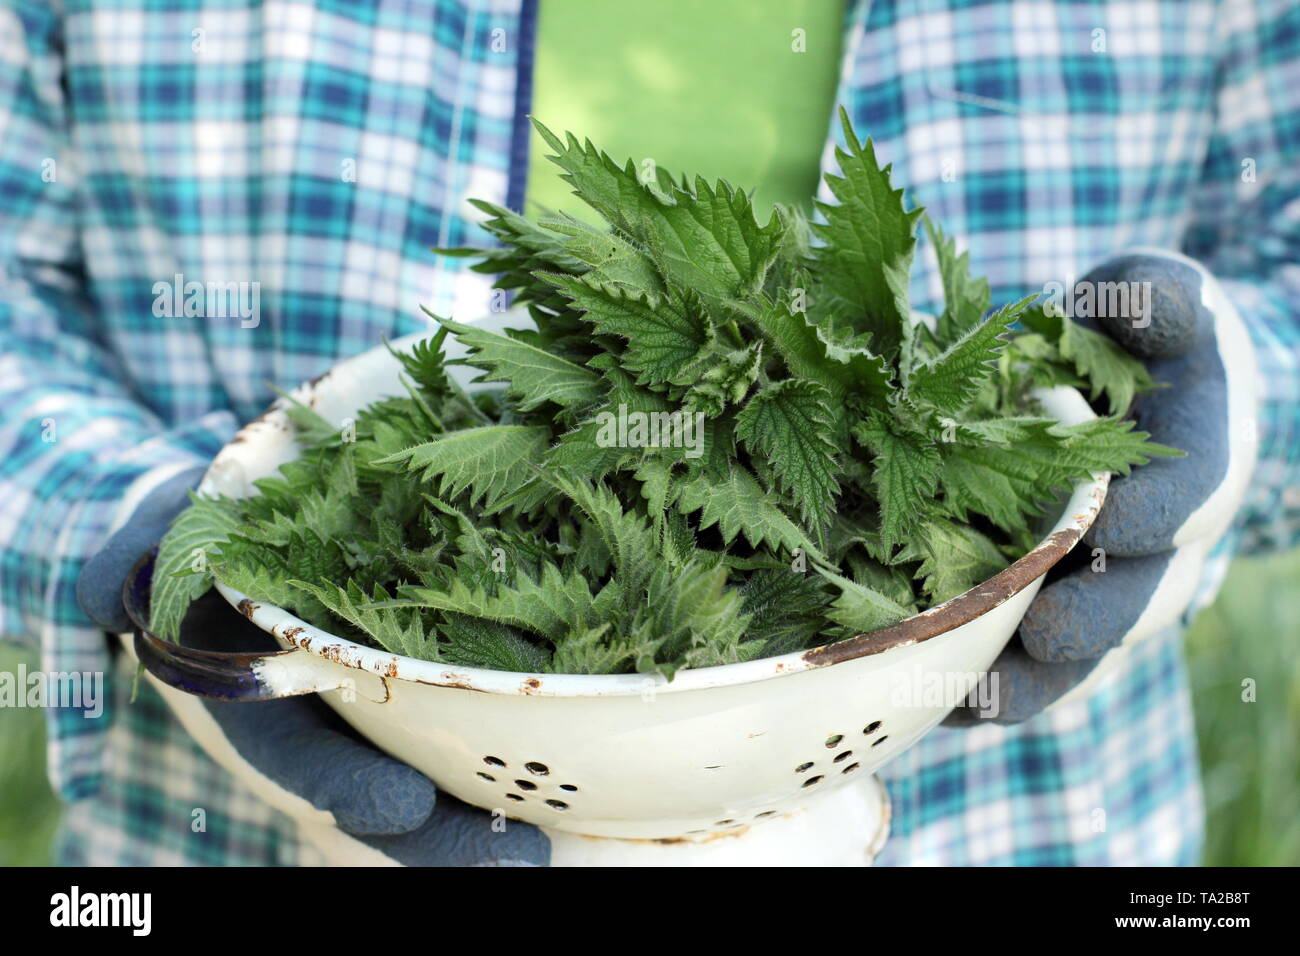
left=1, top=0, right=1296, bottom=865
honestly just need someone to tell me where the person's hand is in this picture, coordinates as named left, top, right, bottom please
left=76, top=468, right=550, bottom=866
left=950, top=250, right=1258, bottom=724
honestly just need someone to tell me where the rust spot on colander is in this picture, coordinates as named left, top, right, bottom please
left=380, top=666, right=488, bottom=691
left=588, top=825, right=755, bottom=846
left=521, top=677, right=543, bottom=695
left=307, top=367, right=334, bottom=388
left=656, top=825, right=751, bottom=844
left=237, top=598, right=258, bottom=619
left=426, top=671, right=483, bottom=692
left=802, top=526, right=1085, bottom=667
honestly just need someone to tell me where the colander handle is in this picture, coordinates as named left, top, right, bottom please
left=123, top=552, right=359, bottom=702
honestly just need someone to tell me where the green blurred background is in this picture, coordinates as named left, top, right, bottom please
left=2, top=548, right=1296, bottom=866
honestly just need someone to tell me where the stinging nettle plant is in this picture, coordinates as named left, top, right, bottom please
left=152, top=111, right=1177, bottom=678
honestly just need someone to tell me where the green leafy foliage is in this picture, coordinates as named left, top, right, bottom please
left=909, top=296, right=1034, bottom=414
left=924, top=217, right=991, bottom=344
left=1018, top=305, right=1155, bottom=413
left=152, top=115, right=1176, bottom=676
left=149, top=495, right=243, bottom=641
left=376, top=425, right=548, bottom=510
left=735, top=379, right=842, bottom=528
left=811, top=108, right=924, bottom=357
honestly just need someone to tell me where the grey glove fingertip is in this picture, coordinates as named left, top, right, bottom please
left=1079, top=255, right=1209, bottom=359
left=972, top=644, right=1101, bottom=725
left=78, top=537, right=147, bottom=632
left=306, top=738, right=440, bottom=836
left=203, top=694, right=438, bottom=836
left=1084, top=463, right=1205, bottom=555
left=1019, top=551, right=1172, bottom=662
left=361, top=792, right=551, bottom=867
left=1086, top=333, right=1229, bottom=555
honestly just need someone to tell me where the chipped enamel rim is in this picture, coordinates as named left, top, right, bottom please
left=204, top=331, right=1109, bottom=699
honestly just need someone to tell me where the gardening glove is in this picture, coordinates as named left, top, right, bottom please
left=950, top=250, right=1258, bottom=724
left=77, top=468, right=550, bottom=866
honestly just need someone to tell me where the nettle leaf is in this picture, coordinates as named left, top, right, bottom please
left=375, top=425, right=548, bottom=510
left=543, top=272, right=715, bottom=385
left=810, top=313, right=895, bottom=400
left=388, top=334, right=453, bottom=406
left=938, top=448, right=1045, bottom=533
left=277, top=392, right=344, bottom=449
left=819, top=569, right=916, bottom=634
left=151, top=494, right=242, bottom=640
left=634, top=560, right=750, bottom=677
left=735, top=379, right=843, bottom=527
left=545, top=365, right=673, bottom=478
left=1020, top=305, right=1154, bottom=414
left=540, top=472, right=658, bottom=590
left=676, top=466, right=820, bottom=557
left=740, top=569, right=832, bottom=654
left=550, top=623, right=637, bottom=675
left=292, top=579, right=437, bottom=660
left=731, top=295, right=837, bottom=384
left=461, top=199, right=590, bottom=274
left=438, top=612, right=552, bottom=672
left=895, top=519, right=1007, bottom=604
left=908, top=295, right=1035, bottom=415
left=812, top=108, right=924, bottom=357
left=852, top=409, right=942, bottom=553
left=389, top=563, right=597, bottom=644
left=948, top=415, right=1055, bottom=447
left=1050, top=416, right=1183, bottom=473
left=924, top=217, right=991, bottom=344
left=648, top=175, right=783, bottom=300
left=939, top=416, right=1178, bottom=533
left=539, top=211, right=663, bottom=292
left=687, top=341, right=763, bottom=415
left=439, top=316, right=603, bottom=412
left=846, top=554, right=917, bottom=608
left=532, top=119, right=782, bottom=300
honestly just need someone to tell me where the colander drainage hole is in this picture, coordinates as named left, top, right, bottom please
left=863, top=721, right=882, bottom=736
left=714, top=819, right=736, bottom=826
left=525, top=761, right=550, bottom=776
left=825, top=734, right=844, bottom=748
left=477, top=772, right=496, bottom=782
left=484, top=756, right=506, bottom=767
left=545, top=799, right=569, bottom=811
left=559, top=784, right=578, bottom=792
left=755, top=811, right=777, bottom=819
left=833, top=750, right=853, bottom=763
left=795, top=762, right=815, bottom=774
left=505, top=793, right=524, bottom=802
left=802, top=775, right=824, bottom=788
left=842, top=763, right=860, bottom=774
left=871, top=735, right=889, bottom=748
left=515, top=779, right=538, bottom=791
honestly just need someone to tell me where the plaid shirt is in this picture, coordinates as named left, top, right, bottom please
left=2, top=0, right=1297, bottom=865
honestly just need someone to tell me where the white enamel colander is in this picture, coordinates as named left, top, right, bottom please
left=129, top=319, right=1108, bottom=866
